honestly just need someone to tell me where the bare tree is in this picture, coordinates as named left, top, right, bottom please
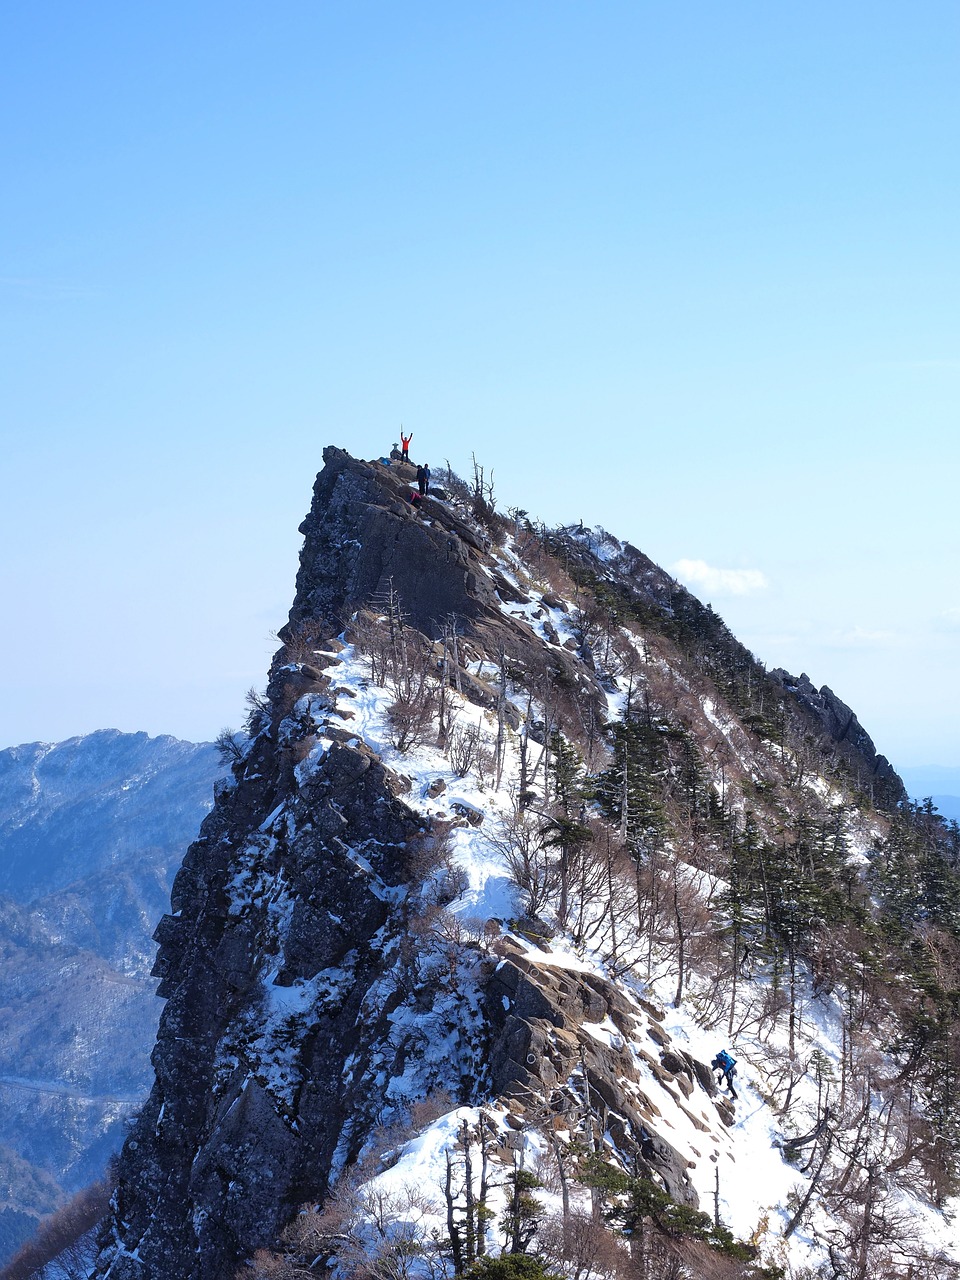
left=448, top=721, right=486, bottom=780
left=387, top=648, right=440, bottom=752
left=488, top=805, right=558, bottom=920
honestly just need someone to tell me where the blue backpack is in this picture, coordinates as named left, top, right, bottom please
left=716, top=1050, right=736, bottom=1072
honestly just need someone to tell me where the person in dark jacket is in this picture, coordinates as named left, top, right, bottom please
left=711, top=1049, right=738, bottom=1098
left=416, top=463, right=431, bottom=496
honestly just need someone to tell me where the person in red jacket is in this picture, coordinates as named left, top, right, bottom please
left=400, top=430, right=413, bottom=462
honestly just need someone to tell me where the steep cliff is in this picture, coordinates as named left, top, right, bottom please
left=93, top=449, right=959, bottom=1280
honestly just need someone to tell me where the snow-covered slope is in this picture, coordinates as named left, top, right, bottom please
left=240, top=630, right=957, bottom=1277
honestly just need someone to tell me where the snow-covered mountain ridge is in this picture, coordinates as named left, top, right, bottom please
left=93, top=448, right=960, bottom=1280
left=0, top=730, right=220, bottom=905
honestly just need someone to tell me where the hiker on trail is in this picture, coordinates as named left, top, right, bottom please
left=711, top=1049, right=738, bottom=1098
left=407, top=489, right=423, bottom=511
left=417, top=463, right=431, bottom=496
left=400, top=431, right=413, bottom=462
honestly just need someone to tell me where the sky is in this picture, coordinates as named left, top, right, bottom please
left=2, top=2, right=958, bottom=772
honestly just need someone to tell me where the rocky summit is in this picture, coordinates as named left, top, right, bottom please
left=92, top=448, right=960, bottom=1280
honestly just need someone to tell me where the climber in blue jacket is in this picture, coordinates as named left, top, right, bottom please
left=712, top=1049, right=738, bottom=1098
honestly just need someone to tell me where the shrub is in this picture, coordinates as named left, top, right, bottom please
left=463, top=1255, right=562, bottom=1280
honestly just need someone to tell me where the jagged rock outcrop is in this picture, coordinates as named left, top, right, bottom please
left=287, top=447, right=498, bottom=637
left=105, top=736, right=439, bottom=1277
left=770, top=668, right=904, bottom=803
left=93, top=449, right=916, bottom=1280
left=485, top=947, right=702, bottom=1206
left=285, top=450, right=604, bottom=721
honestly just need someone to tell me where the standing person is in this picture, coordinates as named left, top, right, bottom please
left=416, top=462, right=431, bottom=496
left=711, top=1049, right=738, bottom=1098
left=400, top=430, right=413, bottom=462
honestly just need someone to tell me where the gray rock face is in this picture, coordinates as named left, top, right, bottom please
left=100, top=724, right=474, bottom=1278
left=286, top=447, right=499, bottom=639
left=484, top=949, right=701, bottom=1207
left=770, top=669, right=905, bottom=803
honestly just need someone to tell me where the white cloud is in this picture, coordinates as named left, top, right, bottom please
left=936, top=608, right=960, bottom=633
left=671, top=559, right=768, bottom=597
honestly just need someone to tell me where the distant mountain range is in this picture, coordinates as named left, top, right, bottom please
left=899, top=765, right=960, bottom=821
left=0, top=731, right=223, bottom=1264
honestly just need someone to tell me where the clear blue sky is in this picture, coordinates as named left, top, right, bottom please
left=2, top=2, right=958, bottom=770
